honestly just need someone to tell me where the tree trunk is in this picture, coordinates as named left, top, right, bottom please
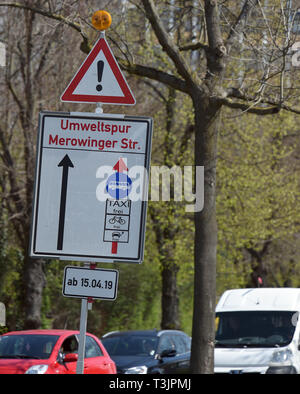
left=150, top=205, right=181, bottom=330
left=160, top=88, right=180, bottom=330
left=246, top=240, right=271, bottom=288
left=161, top=261, right=180, bottom=329
left=190, top=93, right=220, bottom=373
left=23, top=256, right=46, bottom=329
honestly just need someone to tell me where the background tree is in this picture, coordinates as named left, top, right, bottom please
left=0, top=0, right=299, bottom=374
left=0, top=0, right=99, bottom=328
left=124, top=0, right=300, bottom=373
left=217, top=109, right=300, bottom=291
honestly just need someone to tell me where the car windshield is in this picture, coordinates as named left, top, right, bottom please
left=102, top=335, right=158, bottom=357
left=0, top=334, right=59, bottom=359
left=215, top=311, right=297, bottom=348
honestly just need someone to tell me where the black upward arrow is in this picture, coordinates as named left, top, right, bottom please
left=57, top=154, right=74, bottom=250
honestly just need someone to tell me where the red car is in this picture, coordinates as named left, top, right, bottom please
left=0, top=329, right=116, bottom=374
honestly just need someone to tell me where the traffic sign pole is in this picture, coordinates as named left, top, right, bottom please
left=76, top=296, right=88, bottom=374
left=30, top=9, right=152, bottom=375
left=76, top=262, right=93, bottom=375
left=64, top=261, right=118, bottom=374
left=74, top=14, right=112, bottom=373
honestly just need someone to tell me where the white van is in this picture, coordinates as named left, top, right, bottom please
left=215, top=288, right=300, bottom=374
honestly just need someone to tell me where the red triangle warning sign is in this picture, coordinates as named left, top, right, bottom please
left=61, top=36, right=136, bottom=105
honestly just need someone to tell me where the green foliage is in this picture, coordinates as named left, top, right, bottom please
left=0, top=327, right=8, bottom=335
left=0, top=0, right=299, bottom=341
left=216, top=109, right=300, bottom=294
left=0, top=246, right=24, bottom=330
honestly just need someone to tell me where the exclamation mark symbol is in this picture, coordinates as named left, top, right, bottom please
left=96, top=60, right=104, bottom=92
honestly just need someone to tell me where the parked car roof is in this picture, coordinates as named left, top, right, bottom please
left=2, top=329, right=80, bottom=336
left=102, top=329, right=186, bottom=338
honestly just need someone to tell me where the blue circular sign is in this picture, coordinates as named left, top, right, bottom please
left=106, top=172, right=132, bottom=199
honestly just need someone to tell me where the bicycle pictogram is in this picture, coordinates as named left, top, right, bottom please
left=108, top=216, right=126, bottom=225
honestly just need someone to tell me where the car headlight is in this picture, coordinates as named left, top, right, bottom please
left=269, top=348, right=293, bottom=366
left=25, top=364, right=49, bottom=374
left=124, top=365, right=148, bottom=374
left=266, top=349, right=297, bottom=374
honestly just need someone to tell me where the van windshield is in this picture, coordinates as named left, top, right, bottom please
left=215, top=311, right=297, bottom=348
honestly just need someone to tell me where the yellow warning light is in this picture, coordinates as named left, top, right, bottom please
left=92, top=10, right=112, bottom=31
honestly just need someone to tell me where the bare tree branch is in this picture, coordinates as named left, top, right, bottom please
left=179, top=41, right=209, bottom=52
left=225, top=0, right=259, bottom=50
left=119, top=60, right=189, bottom=94
left=0, top=2, right=90, bottom=51
left=218, top=97, right=280, bottom=115
left=141, top=0, right=198, bottom=87
left=225, top=88, right=300, bottom=115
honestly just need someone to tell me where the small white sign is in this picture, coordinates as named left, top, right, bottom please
left=63, top=266, right=118, bottom=300
left=0, top=302, right=5, bottom=326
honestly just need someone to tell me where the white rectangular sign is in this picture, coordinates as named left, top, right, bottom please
left=0, top=302, right=5, bottom=326
left=63, top=266, right=118, bottom=300
left=29, top=111, right=152, bottom=263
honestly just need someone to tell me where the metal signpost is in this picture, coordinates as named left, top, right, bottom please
left=62, top=264, right=119, bottom=374
left=29, top=10, right=152, bottom=374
